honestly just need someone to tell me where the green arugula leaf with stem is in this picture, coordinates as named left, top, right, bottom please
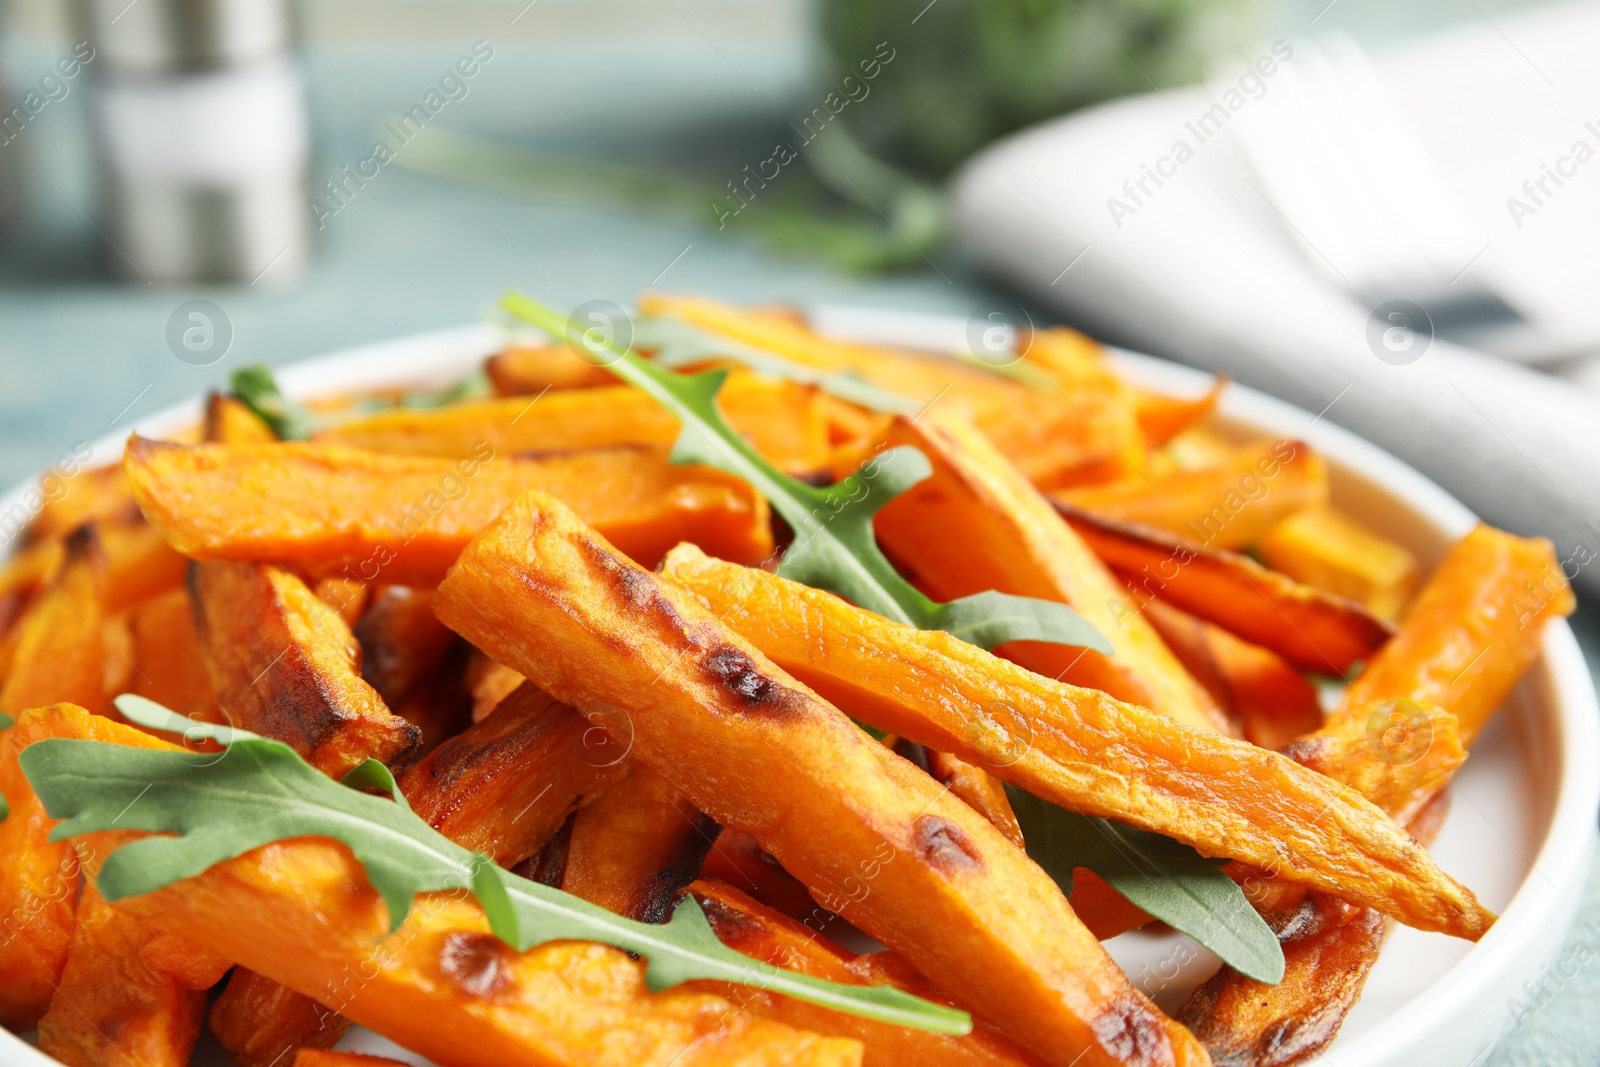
left=229, top=368, right=492, bottom=442
left=19, top=697, right=970, bottom=1036
left=0, top=710, right=11, bottom=822
left=631, top=315, right=921, bottom=415
left=500, top=292, right=1109, bottom=655
left=1007, top=787, right=1284, bottom=984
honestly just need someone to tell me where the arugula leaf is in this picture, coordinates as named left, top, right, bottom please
left=21, top=701, right=970, bottom=1036
left=229, top=367, right=318, bottom=441
left=633, top=315, right=920, bottom=415
left=500, top=292, right=1109, bottom=655
left=1007, top=787, right=1284, bottom=984
left=0, top=710, right=10, bottom=822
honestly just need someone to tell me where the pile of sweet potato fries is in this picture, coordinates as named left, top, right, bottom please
left=0, top=291, right=1576, bottom=1067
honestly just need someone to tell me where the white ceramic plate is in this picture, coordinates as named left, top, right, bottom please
left=1, top=318, right=1594, bottom=1067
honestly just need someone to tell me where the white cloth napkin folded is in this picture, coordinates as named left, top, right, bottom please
left=951, top=2, right=1600, bottom=595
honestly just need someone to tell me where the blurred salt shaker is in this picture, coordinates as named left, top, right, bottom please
left=77, top=0, right=310, bottom=285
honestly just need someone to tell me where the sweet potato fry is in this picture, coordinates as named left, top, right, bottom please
left=36, top=882, right=229, bottom=1067
left=101, top=518, right=190, bottom=615
left=488, top=343, right=627, bottom=394
left=1137, top=598, right=1322, bottom=750
left=315, top=577, right=370, bottom=629
left=355, top=587, right=459, bottom=707
left=205, top=391, right=278, bottom=444
left=562, top=764, right=720, bottom=923
left=0, top=706, right=82, bottom=1029
left=399, top=681, right=630, bottom=867
left=17, top=705, right=862, bottom=1067
left=318, top=373, right=832, bottom=478
left=465, top=650, right=525, bottom=722
left=1057, top=503, right=1393, bottom=674
left=213, top=967, right=352, bottom=1067
left=689, top=878, right=1045, bottom=1067
left=435, top=488, right=1210, bottom=1067
left=1258, top=508, right=1418, bottom=622
left=0, top=535, right=64, bottom=612
left=1179, top=528, right=1573, bottom=1062
left=870, top=412, right=1230, bottom=734
left=1132, top=379, right=1225, bottom=448
left=126, top=437, right=773, bottom=583
left=1, top=528, right=113, bottom=717
left=1054, top=440, right=1327, bottom=552
left=130, top=588, right=219, bottom=724
left=641, top=293, right=1145, bottom=488
left=697, top=830, right=822, bottom=923
left=660, top=543, right=1493, bottom=939
left=922, top=748, right=1023, bottom=849
left=189, top=561, right=420, bottom=776
left=28, top=464, right=136, bottom=541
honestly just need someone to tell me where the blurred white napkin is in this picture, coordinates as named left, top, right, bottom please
left=952, top=1, right=1600, bottom=595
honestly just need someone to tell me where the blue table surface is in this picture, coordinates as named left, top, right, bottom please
left=0, top=34, right=1596, bottom=1066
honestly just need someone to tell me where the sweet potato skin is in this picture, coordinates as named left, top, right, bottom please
left=126, top=436, right=773, bottom=583
left=870, top=413, right=1230, bottom=734
left=211, top=968, right=353, bottom=1067
left=398, top=681, right=629, bottom=867
left=189, top=561, right=420, bottom=776
left=1054, top=440, right=1326, bottom=552
left=1058, top=503, right=1393, bottom=675
left=661, top=544, right=1494, bottom=940
left=318, top=373, right=832, bottom=478
left=15, top=706, right=861, bottom=1067
left=563, top=764, right=720, bottom=923
left=434, top=488, right=1209, bottom=1067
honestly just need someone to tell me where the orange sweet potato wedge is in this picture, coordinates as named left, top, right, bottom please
left=353, top=586, right=459, bottom=707
left=1138, top=597, right=1323, bottom=750
left=295, top=1051, right=413, bottom=1067
left=1179, top=528, right=1574, bottom=1062
left=641, top=292, right=1146, bottom=489
left=205, top=391, right=278, bottom=444
left=129, top=587, right=220, bottom=725
left=1, top=528, right=113, bottom=717
left=398, top=681, right=630, bottom=868
left=1258, top=507, right=1418, bottom=622
left=870, top=412, right=1230, bottom=734
left=189, top=561, right=420, bottom=776
left=36, top=882, right=229, bottom=1067
left=126, top=437, right=773, bottom=583
left=27, top=463, right=137, bottom=542
left=100, top=518, right=190, bottom=616
left=1057, top=503, right=1393, bottom=675
left=318, top=372, right=832, bottom=478
left=1131, top=379, right=1225, bottom=448
left=435, top=487, right=1210, bottom=1067
left=1054, top=439, right=1327, bottom=552
left=18, top=705, right=863, bottom=1067
left=689, top=878, right=1046, bottom=1067
left=0, top=705, right=83, bottom=1029
left=562, top=764, right=720, bottom=923
left=212, top=968, right=352, bottom=1067
left=488, top=343, right=629, bottom=394
left=661, top=543, right=1493, bottom=940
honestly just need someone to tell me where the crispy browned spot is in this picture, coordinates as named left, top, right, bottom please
left=699, top=645, right=806, bottom=716
left=579, top=537, right=692, bottom=633
left=1092, top=995, right=1171, bottom=1066
left=437, top=932, right=512, bottom=1000
left=910, top=815, right=982, bottom=874
left=691, top=892, right=763, bottom=946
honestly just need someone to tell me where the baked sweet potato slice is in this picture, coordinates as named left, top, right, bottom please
left=205, top=391, right=279, bottom=444
left=130, top=587, right=220, bottom=725
left=1054, top=439, right=1327, bottom=552
left=100, top=518, right=190, bottom=616
left=36, top=882, right=229, bottom=1067
left=16, top=705, right=863, bottom=1067
left=28, top=463, right=137, bottom=541
left=434, top=488, right=1209, bottom=1067
left=399, top=681, right=630, bottom=867
left=1138, top=598, right=1323, bottom=750
left=1057, top=503, right=1393, bottom=674
left=640, top=293, right=1146, bottom=489
left=211, top=968, right=353, bottom=1067
left=562, top=764, right=720, bottom=923
left=189, top=561, right=420, bottom=776
left=1258, top=507, right=1418, bottom=622
left=317, top=372, right=832, bottom=478
left=354, top=586, right=459, bottom=707
left=1131, top=379, right=1225, bottom=448
left=1, top=528, right=113, bottom=717
left=487, top=343, right=619, bottom=394
left=1179, top=527, right=1574, bottom=1062
left=868, top=412, right=1228, bottom=733
left=126, top=437, right=773, bottom=583
left=689, top=878, right=1045, bottom=1067
left=0, top=705, right=83, bottom=1029
left=661, top=543, right=1493, bottom=939
left=295, top=1052, right=412, bottom=1067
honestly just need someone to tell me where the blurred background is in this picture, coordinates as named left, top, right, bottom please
left=0, top=0, right=1568, bottom=485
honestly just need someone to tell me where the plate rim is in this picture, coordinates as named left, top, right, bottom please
left=0, top=319, right=1593, bottom=1067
